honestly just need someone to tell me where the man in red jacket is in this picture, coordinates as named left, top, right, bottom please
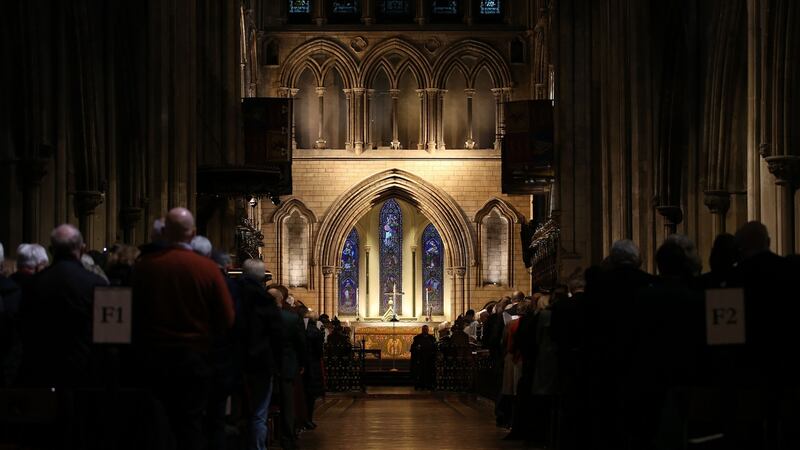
left=133, top=207, right=235, bottom=450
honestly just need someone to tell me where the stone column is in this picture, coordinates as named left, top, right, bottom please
left=656, top=205, right=683, bottom=236
left=453, top=267, right=466, bottom=316
left=119, top=207, right=143, bottom=244
left=352, top=88, right=365, bottom=153
left=314, top=86, right=327, bottom=149
left=424, top=89, right=438, bottom=151
left=314, top=0, right=326, bottom=25
left=322, top=265, right=335, bottom=315
left=703, top=190, right=731, bottom=235
left=464, top=88, right=476, bottom=149
left=364, top=245, right=371, bottom=317
left=74, top=190, right=104, bottom=247
left=343, top=88, right=353, bottom=151
left=411, top=245, right=417, bottom=317
left=415, top=0, right=426, bottom=24
left=361, top=0, right=373, bottom=25
left=290, top=88, right=299, bottom=149
left=17, top=159, right=48, bottom=243
left=462, top=0, right=473, bottom=25
left=436, top=89, right=446, bottom=150
left=390, top=89, right=401, bottom=149
left=765, top=155, right=800, bottom=255
left=416, top=89, right=426, bottom=150
left=365, top=89, right=374, bottom=150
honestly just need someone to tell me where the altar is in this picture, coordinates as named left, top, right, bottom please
left=351, top=320, right=440, bottom=360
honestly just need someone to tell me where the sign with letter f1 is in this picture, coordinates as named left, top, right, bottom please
left=93, top=286, right=132, bottom=344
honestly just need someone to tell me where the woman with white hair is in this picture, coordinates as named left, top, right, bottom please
left=10, top=243, right=49, bottom=292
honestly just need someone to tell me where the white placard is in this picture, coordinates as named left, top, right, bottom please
left=93, top=287, right=132, bottom=344
left=705, top=288, right=745, bottom=345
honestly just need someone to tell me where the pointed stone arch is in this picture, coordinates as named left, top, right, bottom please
left=432, top=39, right=512, bottom=88
left=361, top=37, right=432, bottom=89
left=314, top=169, right=475, bottom=317
left=280, top=38, right=359, bottom=89
left=270, top=198, right=318, bottom=290
left=473, top=198, right=525, bottom=287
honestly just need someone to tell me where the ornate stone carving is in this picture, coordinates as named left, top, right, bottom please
left=424, top=37, right=441, bottom=53
left=235, top=215, right=264, bottom=263
left=349, top=36, right=368, bottom=53
left=74, top=190, right=104, bottom=217
left=322, top=266, right=336, bottom=276
left=702, top=190, right=731, bottom=215
left=765, top=155, right=800, bottom=187
left=656, top=205, right=684, bottom=233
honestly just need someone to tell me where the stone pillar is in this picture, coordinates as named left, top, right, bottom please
left=464, top=88, right=476, bottom=149
left=390, top=89, right=401, bottom=149
left=436, top=89, right=446, bottom=150
left=462, top=0, right=473, bottom=25
left=322, top=266, right=335, bottom=315
left=491, top=87, right=511, bottom=151
left=452, top=267, right=466, bottom=316
left=314, top=86, right=327, bottom=149
left=365, top=89, right=374, bottom=150
left=416, top=89, right=426, bottom=150
left=119, top=207, right=143, bottom=244
left=656, top=205, right=684, bottom=236
left=352, top=88, right=365, bottom=153
left=17, top=159, right=49, bottom=243
left=343, top=88, right=353, bottom=151
left=74, top=190, right=104, bottom=247
left=765, top=155, right=800, bottom=255
left=425, top=88, right=439, bottom=152
left=703, top=190, right=731, bottom=235
left=314, top=0, right=326, bottom=25
left=415, top=0, right=426, bottom=24
left=362, top=0, right=373, bottom=25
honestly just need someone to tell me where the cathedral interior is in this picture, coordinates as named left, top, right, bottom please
left=1, top=0, right=799, bottom=448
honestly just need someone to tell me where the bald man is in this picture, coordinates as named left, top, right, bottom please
left=133, top=207, right=234, bottom=450
left=18, top=224, right=107, bottom=388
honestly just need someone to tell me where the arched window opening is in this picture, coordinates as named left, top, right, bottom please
left=431, top=0, right=460, bottom=23
left=283, top=210, right=310, bottom=288
left=294, top=68, right=317, bottom=149
left=372, top=67, right=392, bottom=147
left=378, top=0, right=414, bottom=23
left=328, top=0, right=360, bottom=23
left=263, top=40, right=279, bottom=66
left=443, top=67, right=468, bottom=149
left=323, top=68, right=347, bottom=149
left=397, top=68, right=420, bottom=149
left=339, top=228, right=359, bottom=315
left=421, top=223, right=444, bottom=316
left=288, top=0, right=312, bottom=24
left=481, top=208, right=509, bottom=285
left=473, top=68, right=495, bottom=149
left=379, top=199, right=403, bottom=315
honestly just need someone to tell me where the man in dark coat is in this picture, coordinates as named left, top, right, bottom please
left=0, top=242, right=22, bottom=387
left=239, top=259, right=283, bottom=450
left=18, top=225, right=108, bottom=388
left=410, top=325, right=436, bottom=390
left=302, top=309, right=325, bottom=429
left=268, top=285, right=306, bottom=450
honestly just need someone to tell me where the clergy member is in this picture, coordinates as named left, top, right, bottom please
left=410, top=325, right=437, bottom=390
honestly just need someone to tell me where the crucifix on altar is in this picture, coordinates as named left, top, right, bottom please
left=382, top=282, right=403, bottom=322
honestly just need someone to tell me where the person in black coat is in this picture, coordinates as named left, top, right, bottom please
left=239, top=259, right=283, bottom=450
left=301, top=309, right=325, bottom=429
left=410, top=325, right=436, bottom=390
left=18, top=225, right=108, bottom=388
left=0, top=242, right=22, bottom=387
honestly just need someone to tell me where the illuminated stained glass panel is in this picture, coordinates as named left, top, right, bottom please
left=422, top=223, right=444, bottom=316
left=379, top=199, right=403, bottom=315
left=432, top=0, right=458, bottom=15
left=332, top=0, right=359, bottom=14
left=380, top=0, right=411, bottom=15
left=480, top=0, right=501, bottom=15
left=289, top=0, right=310, bottom=14
left=339, top=228, right=359, bottom=315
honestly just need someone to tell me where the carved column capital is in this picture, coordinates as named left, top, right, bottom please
left=322, top=265, right=336, bottom=277
left=389, top=89, right=401, bottom=99
left=74, top=190, right=104, bottom=217
left=656, top=205, right=683, bottom=234
left=464, top=88, right=476, bottom=98
left=703, top=190, right=731, bottom=215
left=315, top=86, right=326, bottom=97
left=765, top=155, right=800, bottom=188
left=289, top=88, right=299, bottom=97
left=491, top=87, right=504, bottom=98
left=351, top=87, right=365, bottom=94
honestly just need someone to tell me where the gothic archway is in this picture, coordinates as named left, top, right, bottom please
left=314, top=169, right=476, bottom=318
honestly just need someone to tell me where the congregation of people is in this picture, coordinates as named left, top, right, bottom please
left=0, top=207, right=332, bottom=450
left=408, top=220, right=799, bottom=449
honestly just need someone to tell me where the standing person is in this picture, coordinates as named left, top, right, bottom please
left=18, top=225, right=108, bottom=388
left=239, top=259, right=283, bottom=450
left=0, top=242, right=21, bottom=387
left=410, top=325, right=437, bottom=390
left=132, top=207, right=234, bottom=450
left=269, top=284, right=306, bottom=450
left=302, top=308, right=325, bottom=430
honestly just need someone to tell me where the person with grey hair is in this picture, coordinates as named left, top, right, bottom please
left=15, top=244, right=49, bottom=274
left=1, top=242, right=22, bottom=386
left=190, top=235, right=213, bottom=258
left=665, top=234, right=702, bottom=276
left=18, top=224, right=107, bottom=388
left=139, top=217, right=169, bottom=257
left=238, top=258, right=284, bottom=450
left=608, top=239, right=642, bottom=268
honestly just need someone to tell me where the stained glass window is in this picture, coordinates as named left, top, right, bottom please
left=379, top=199, right=403, bottom=315
left=331, top=0, right=359, bottom=14
left=289, top=0, right=310, bottom=14
left=380, top=0, right=411, bottom=15
left=339, top=228, right=359, bottom=315
left=422, top=223, right=444, bottom=316
left=480, top=0, right=501, bottom=15
left=432, top=0, right=458, bottom=15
